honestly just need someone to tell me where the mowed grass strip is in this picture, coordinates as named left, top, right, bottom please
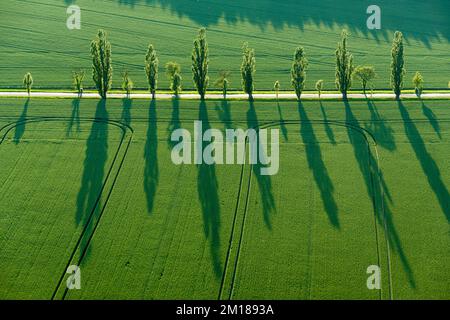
left=0, top=0, right=449, bottom=90
left=0, top=117, right=125, bottom=299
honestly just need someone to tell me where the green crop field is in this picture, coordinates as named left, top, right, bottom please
left=0, top=97, right=448, bottom=299
left=0, top=0, right=449, bottom=90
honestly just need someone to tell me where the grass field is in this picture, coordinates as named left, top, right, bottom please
left=0, top=97, right=448, bottom=299
left=1, top=0, right=449, bottom=90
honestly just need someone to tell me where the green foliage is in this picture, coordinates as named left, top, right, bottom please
left=391, top=31, right=406, bottom=99
left=291, top=47, right=308, bottom=100
left=354, top=66, right=376, bottom=94
left=90, top=29, right=112, bottom=99
left=145, top=44, right=159, bottom=99
left=215, top=71, right=230, bottom=99
left=72, top=70, right=85, bottom=96
left=240, top=42, right=256, bottom=100
left=191, top=28, right=209, bottom=99
left=121, top=70, right=133, bottom=97
left=171, top=72, right=182, bottom=95
left=412, top=71, right=424, bottom=97
left=274, top=80, right=280, bottom=99
left=335, top=30, right=354, bottom=99
left=166, top=62, right=181, bottom=94
left=315, top=80, right=324, bottom=98
left=22, top=72, right=33, bottom=95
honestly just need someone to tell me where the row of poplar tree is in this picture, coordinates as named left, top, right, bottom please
left=24, top=28, right=412, bottom=100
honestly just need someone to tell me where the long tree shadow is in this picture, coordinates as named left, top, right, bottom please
left=167, top=97, right=180, bottom=149
left=144, top=99, right=159, bottom=214
left=247, top=100, right=276, bottom=229
left=197, top=100, right=222, bottom=278
left=67, top=98, right=81, bottom=137
left=103, top=0, right=449, bottom=46
left=421, top=101, right=442, bottom=140
left=319, top=100, right=336, bottom=145
left=365, top=99, right=396, bottom=151
left=75, top=99, right=109, bottom=259
left=121, top=98, right=132, bottom=127
left=276, top=102, right=288, bottom=142
left=398, top=100, right=449, bottom=222
left=344, top=99, right=415, bottom=288
left=14, top=98, right=30, bottom=144
left=298, top=101, right=339, bottom=227
left=215, top=99, right=233, bottom=130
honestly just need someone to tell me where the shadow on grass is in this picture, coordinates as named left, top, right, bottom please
left=75, top=99, right=109, bottom=259
left=215, top=99, right=233, bottom=130
left=144, top=99, right=159, bottom=214
left=365, top=99, right=396, bottom=152
left=247, top=100, right=276, bottom=229
left=197, top=100, right=222, bottom=278
left=167, top=97, right=180, bottom=149
left=344, top=99, right=415, bottom=288
left=319, top=100, right=336, bottom=145
left=398, top=100, right=449, bottom=222
left=67, top=98, right=81, bottom=137
left=298, top=101, right=339, bottom=228
left=421, top=101, right=441, bottom=140
left=14, top=98, right=30, bottom=144
left=121, top=98, right=132, bottom=127
left=276, top=102, right=288, bottom=142
left=101, top=0, right=449, bottom=46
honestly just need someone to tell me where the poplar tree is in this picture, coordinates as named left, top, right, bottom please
left=391, top=31, right=405, bottom=100
left=291, top=46, right=308, bottom=100
left=90, top=29, right=112, bottom=99
left=145, top=44, right=159, bottom=99
left=241, top=42, right=256, bottom=100
left=335, top=30, right=354, bottom=100
left=192, top=28, right=209, bottom=100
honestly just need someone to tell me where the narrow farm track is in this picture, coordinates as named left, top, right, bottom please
left=219, top=119, right=391, bottom=300
left=0, top=116, right=133, bottom=300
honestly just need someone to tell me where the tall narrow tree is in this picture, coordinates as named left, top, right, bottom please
left=90, top=29, right=112, bottom=99
left=390, top=31, right=405, bottom=100
left=241, top=42, right=256, bottom=100
left=145, top=44, right=159, bottom=99
left=335, top=30, right=354, bottom=100
left=291, top=46, right=308, bottom=100
left=192, top=28, right=209, bottom=100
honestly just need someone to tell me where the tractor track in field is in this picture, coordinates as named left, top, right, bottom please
left=219, top=119, right=391, bottom=300
left=0, top=116, right=133, bottom=300
left=1, top=113, right=448, bottom=299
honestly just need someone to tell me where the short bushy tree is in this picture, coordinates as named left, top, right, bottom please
left=412, top=71, right=424, bottom=98
left=240, top=42, right=256, bottom=100
left=192, top=28, right=209, bottom=100
left=315, top=80, right=324, bottom=98
left=72, top=70, right=85, bottom=97
left=354, top=66, right=376, bottom=95
left=215, top=71, right=230, bottom=99
left=145, top=44, right=159, bottom=99
left=122, top=70, right=133, bottom=97
left=390, top=31, right=405, bottom=100
left=291, top=46, right=308, bottom=100
left=23, top=72, right=33, bottom=96
left=171, top=72, right=182, bottom=95
left=335, top=30, right=354, bottom=100
left=166, top=61, right=181, bottom=94
left=91, top=29, right=112, bottom=99
left=274, top=80, right=280, bottom=100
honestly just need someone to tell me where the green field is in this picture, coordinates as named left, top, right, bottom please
left=1, top=0, right=449, bottom=90
left=0, top=97, right=448, bottom=299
